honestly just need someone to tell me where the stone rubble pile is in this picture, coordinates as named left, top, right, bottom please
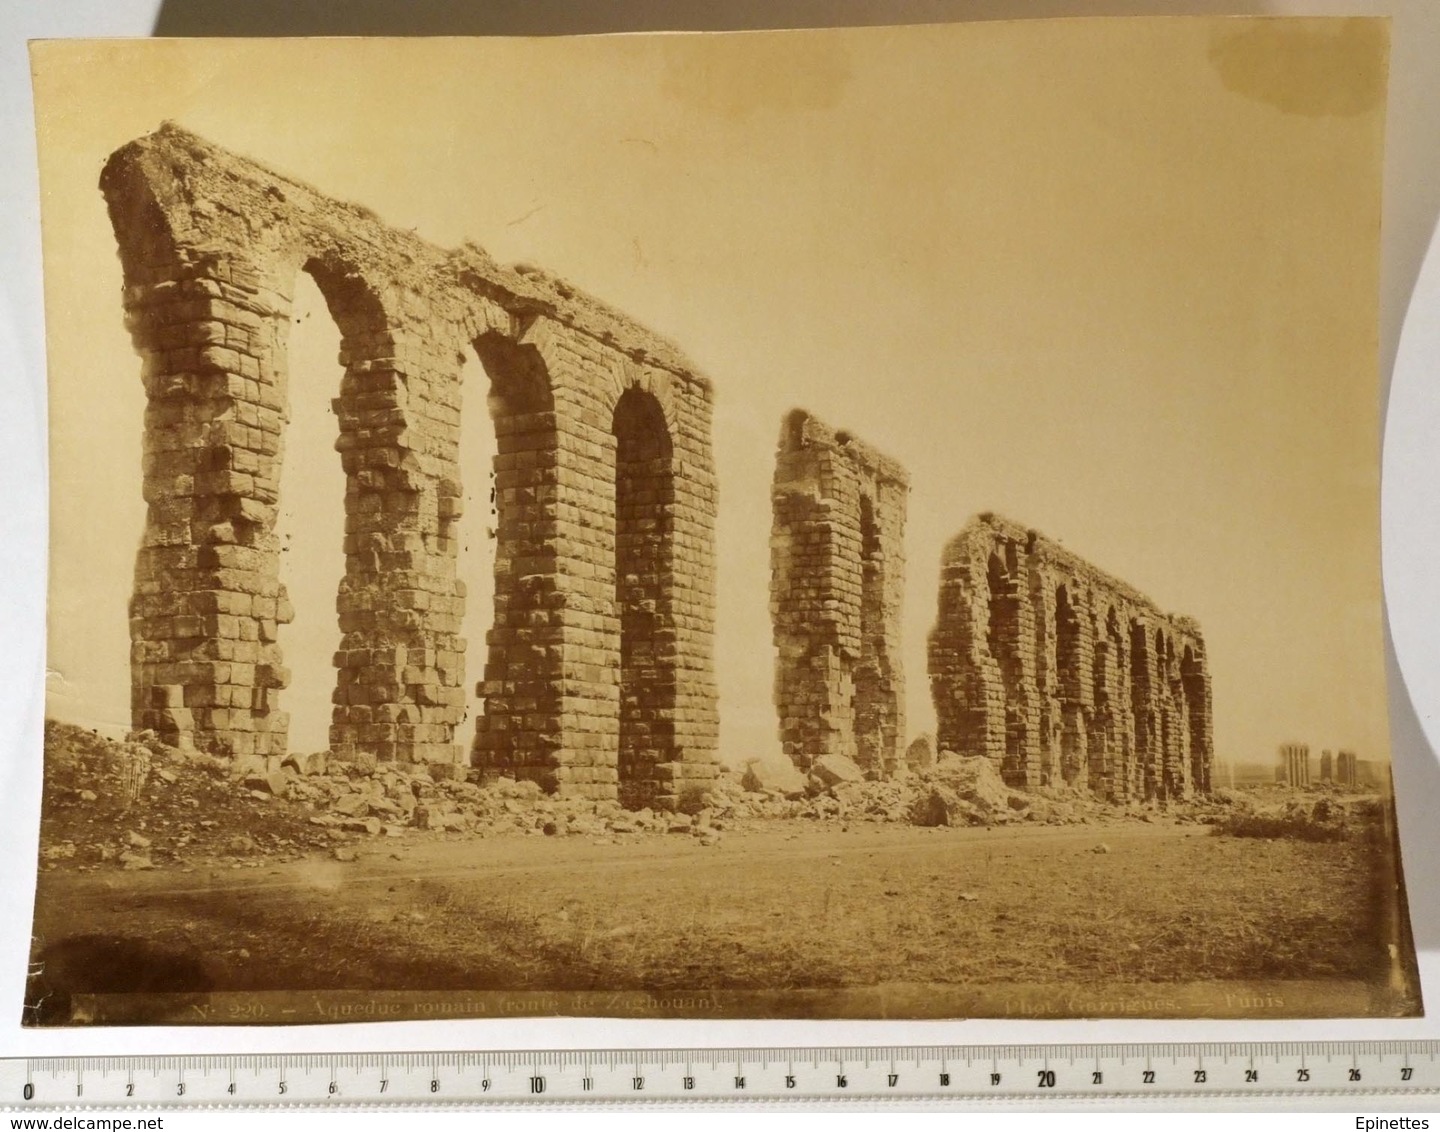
left=40, top=720, right=1270, bottom=875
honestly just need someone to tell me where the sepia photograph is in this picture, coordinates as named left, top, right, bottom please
left=21, top=20, right=1419, bottom=1025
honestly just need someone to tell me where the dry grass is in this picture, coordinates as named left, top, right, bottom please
left=30, top=819, right=1402, bottom=1014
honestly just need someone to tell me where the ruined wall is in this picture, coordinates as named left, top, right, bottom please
left=102, top=124, right=718, bottom=809
left=770, top=411, right=908, bottom=777
left=928, top=513, right=1213, bottom=800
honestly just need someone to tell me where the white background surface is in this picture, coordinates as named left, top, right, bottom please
left=1, top=0, right=1438, bottom=1068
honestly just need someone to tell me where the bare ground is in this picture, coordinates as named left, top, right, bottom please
left=25, top=817, right=1414, bottom=1023
left=23, top=721, right=1418, bottom=1023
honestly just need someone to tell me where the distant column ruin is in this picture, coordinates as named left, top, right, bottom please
left=770, top=410, right=908, bottom=777
left=1320, top=749, right=1334, bottom=782
left=1279, top=742, right=1311, bottom=787
left=102, top=124, right=719, bottom=809
left=1336, top=750, right=1359, bottom=788
left=927, top=513, right=1213, bottom=800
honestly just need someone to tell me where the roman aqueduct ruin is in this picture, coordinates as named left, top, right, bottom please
left=103, top=124, right=719, bottom=810
left=928, top=514, right=1214, bottom=801
left=102, top=126, right=1213, bottom=808
left=770, top=411, right=908, bottom=778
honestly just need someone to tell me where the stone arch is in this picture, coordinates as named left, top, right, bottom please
left=266, top=259, right=364, bottom=752
left=1130, top=619, right=1157, bottom=800
left=611, top=386, right=678, bottom=809
left=1086, top=603, right=1125, bottom=799
left=469, top=331, right=563, bottom=786
left=610, top=359, right=680, bottom=440
left=106, top=125, right=719, bottom=800
left=279, top=256, right=393, bottom=756
left=1054, top=582, right=1085, bottom=785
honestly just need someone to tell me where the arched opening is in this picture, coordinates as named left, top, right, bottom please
left=455, top=348, right=497, bottom=755
left=611, top=387, right=676, bottom=809
left=272, top=267, right=348, bottom=755
left=1055, top=584, right=1083, bottom=785
left=987, top=550, right=1025, bottom=779
left=1130, top=620, right=1156, bottom=799
left=852, top=493, right=888, bottom=775
left=1087, top=606, right=1125, bottom=798
left=470, top=333, right=559, bottom=786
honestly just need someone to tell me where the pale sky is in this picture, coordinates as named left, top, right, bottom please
left=33, top=20, right=1391, bottom=766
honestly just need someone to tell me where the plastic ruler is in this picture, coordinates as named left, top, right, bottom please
left=3, top=1043, right=1440, bottom=1108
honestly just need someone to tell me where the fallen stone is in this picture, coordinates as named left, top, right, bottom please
left=242, top=770, right=288, bottom=796
left=282, top=751, right=328, bottom=776
left=333, top=793, right=371, bottom=817
left=126, top=830, right=152, bottom=849
left=927, top=755, right=1012, bottom=815
left=119, top=850, right=154, bottom=870
left=906, top=734, right=936, bottom=772
left=229, top=754, right=267, bottom=781
left=910, top=786, right=974, bottom=828
left=741, top=758, right=808, bottom=798
left=332, top=846, right=358, bottom=862
left=810, top=753, right=865, bottom=788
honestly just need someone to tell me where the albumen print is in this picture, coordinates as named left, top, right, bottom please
left=23, top=21, right=1418, bottom=1024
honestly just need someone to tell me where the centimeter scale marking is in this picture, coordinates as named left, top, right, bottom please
left=4, top=1043, right=1440, bottom=1107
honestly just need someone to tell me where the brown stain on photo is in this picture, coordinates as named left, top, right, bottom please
left=659, top=31, right=853, bottom=120
left=1208, top=18, right=1388, bottom=118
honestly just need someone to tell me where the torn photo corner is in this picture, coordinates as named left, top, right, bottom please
left=23, top=19, right=1419, bottom=1025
